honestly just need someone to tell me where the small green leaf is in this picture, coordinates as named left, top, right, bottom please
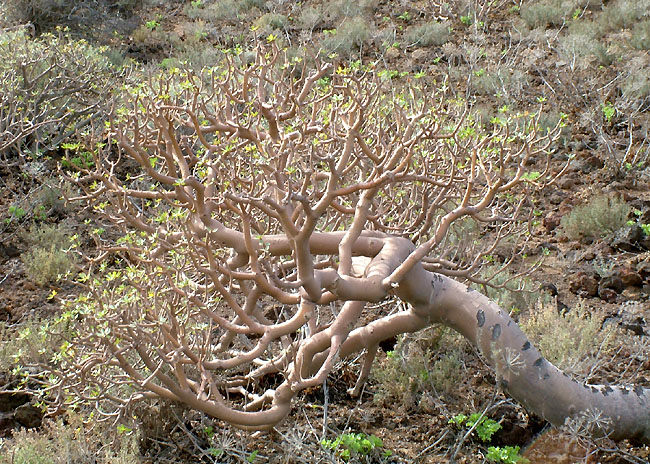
left=117, top=424, right=132, bottom=434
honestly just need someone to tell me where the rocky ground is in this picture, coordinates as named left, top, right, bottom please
left=1, top=0, right=650, bottom=462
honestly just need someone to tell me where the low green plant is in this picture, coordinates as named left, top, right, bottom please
left=520, top=302, right=618, bottom=377
left=520, top=0, right=568, bottom=28
left=331, top=0, right=374, bottom=22
left=0, top=414, right=139, bottom=464
left=321, top=433, right=391, bottom=461
left=404, top=21, right=451, bottom=47
left=5, top=205, right=27, bottom=224
left=185, top=0, right=208, bottom=19
left=1, top=0, right=138, bottom=34
left=34, top=183, right=65, bottom=219
left=601, top=101, right=615, bottom=122
left=61, top=142, right=95, bottom=171
left=593, top=42, right=615, bottom=66
left=566, top=19, right=599, bottom=39
left=21, top=223, right=75, bottom=285
left=630, top=20, right=650, bottom=50
left=377, top=69, right=408, bottom=80
left=626, top=209, right=650, bottom=236
left=0, top=318, right=56, bottom=373
left=621, top=72, right=650, bottom=108
left=130, top=22, right=165, bottom=47
left=190, top=0, right=260, bottom=22
left=449, top=413, right=501, bottom=442
left=321, top=17, right=371, bottom=58
left=487, top=445, right=528, bottom=463
left=177, top=19, right=210, bottom=44
left=557, top=31, right=612, bottom=70
left=599, top=0, right=650, bottom=34
left=397, top=11, right=411, bottom=22
left=253, top=13, right=288, bottom=34
left=559, top=195, right=630, bottom=241
left=0, top=29, right=123, bottom=158
left=297, top=6, right=324, bottom=31
left=170, top=43, right=224, bottom=70
left=145, top=19, right=160, bottom=30
left=469, top=66, right=529, bottom=99
left=372, top=328, right=467, bottom=409
left=245, top=0, right=266, bottom=9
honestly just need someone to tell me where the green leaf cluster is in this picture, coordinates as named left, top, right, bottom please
left=321, top=433, right=391, bottom=461
left=487, top=445, right=528, bottom=463
left=449, top=413, right=501, bottom=442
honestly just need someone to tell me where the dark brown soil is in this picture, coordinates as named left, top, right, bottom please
left=1, top=0, right=649, bottom=462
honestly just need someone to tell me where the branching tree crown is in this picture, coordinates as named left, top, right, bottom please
left=0, top=28, right=120, bottom=164
left=52, top=46, right=648, bottom=443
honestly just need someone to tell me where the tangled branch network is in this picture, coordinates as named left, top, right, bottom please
left=47, top=45, right=648, bottom=443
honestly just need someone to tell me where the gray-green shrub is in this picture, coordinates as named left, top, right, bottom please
left=21, top=223, right=75, bottom=285
left=0, top=415, right=139, bottom=464
left=630, top=20, right=650, bottom=50
left=559, top=195, right=631, bottom=241
left=298, top=6, right=324, bottom=31
left=520, top=0, right=570, bottom=28
left=599, top=0, right=650, bottom=33
left=1, top=0, right=138, bottom=34
left=331, top=0, right=374, bottom=21
left=404, top=21, right=451, bottom=47
left=372, top=327, right=468, bottom=409
left=253, top=12, right=288, bottom=34
left=0, top=29, right=123, bottom=159
left=321, top=18, right=371, bottom=57
left=520, top=302, right=617, bottom=376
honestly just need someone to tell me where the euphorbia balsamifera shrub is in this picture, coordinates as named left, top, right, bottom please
left=0, top=28, right=124, bottom=163
left=46, top=45, right=648, bottom=443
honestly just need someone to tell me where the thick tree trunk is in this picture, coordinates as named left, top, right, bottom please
left=394, top=264, right=650, bottom=444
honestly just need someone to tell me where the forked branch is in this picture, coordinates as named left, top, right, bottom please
left=52, top=45, right=649, bottom=442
